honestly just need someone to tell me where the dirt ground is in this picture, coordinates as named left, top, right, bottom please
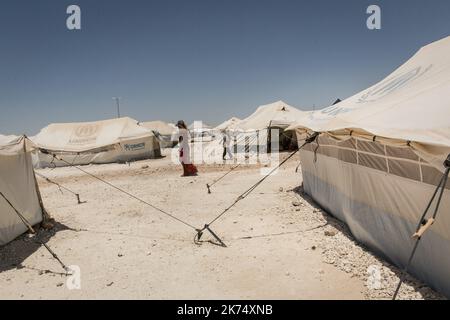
left=0, top=150, right=445, bottom=300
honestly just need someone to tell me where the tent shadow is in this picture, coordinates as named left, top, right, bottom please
left=291, top=184, right=444, bottom=300
left=0, top=221, right=72, bottom=275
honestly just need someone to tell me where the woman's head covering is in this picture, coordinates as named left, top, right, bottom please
left=176, top=120, right=187, bottom=129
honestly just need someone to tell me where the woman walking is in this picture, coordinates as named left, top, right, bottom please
left=176, top=120, right=198, bottom=177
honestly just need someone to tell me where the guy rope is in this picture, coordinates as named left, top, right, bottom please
left=392, top=154, right=450, bottom=300
left=206, top=163, right=241, bottom=194
left=0, top=191, right=68, bottom=273
left=195, top=132, right=320, bottom=247
left=35, top=171, right=85, bottom=204
left=39, top=149, right=199, bottom=232
left=33, top=132, right=318, bottom=248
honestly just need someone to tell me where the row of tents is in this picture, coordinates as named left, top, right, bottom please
left=0, top=101, right=308, bottom=245
left=1, top=35, right=449, bottom=297
left=7, top=100, right=309, bottom=169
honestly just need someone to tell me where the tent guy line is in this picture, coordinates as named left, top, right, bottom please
left=38, top=148, right=199, bottom=232
left=195, top=132, right=320, bottom=246
left=30, top=133, right=319, bottom=249
left=206, top=163, right=241, bottom=194
left=205, top=124, right=303, bottom=194
left=393, top=154, right=450, bottom=300
left=0, top=191, right=68, bottom=274
left=288, top=35, right=450, bottom=298
left=34, top=171, right=85, bottom=205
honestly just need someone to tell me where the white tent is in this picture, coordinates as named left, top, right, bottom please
left=139, top=120, right=177, bottom=148
left=234, top=100, right=306, bottom=131
left=233, top=100, right=307, bottom=153
left=0, top=135, right=44, bottom=245
left=32, top=117, right=161, bottom=168
left=289, top=36, right=450, bottom=296
left=214, top=117, right=241, bottom=131
left=199, top=101, right=306, bottom=163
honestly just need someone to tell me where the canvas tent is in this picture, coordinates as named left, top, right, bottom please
left=139, top=120, right=177, bottom=148
left=233, top=100, right=307, bottom=152
left=32, top=117, right=161, bottom=168
left=214, top=117, right=241, bottom=131
left=289, top=36, right=450, bottom=296
left=0, top=135, right=45, bottom=245
left=199, top=101, right=306, bottom=163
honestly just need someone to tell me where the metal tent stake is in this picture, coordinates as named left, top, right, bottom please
left=195, top=225, right=227, bottom=247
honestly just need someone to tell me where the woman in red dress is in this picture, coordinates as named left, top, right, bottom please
left=176, top=120, right=198, bottom=176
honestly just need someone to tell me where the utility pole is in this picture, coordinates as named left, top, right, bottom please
left=113, top=97, right=121, bottom=118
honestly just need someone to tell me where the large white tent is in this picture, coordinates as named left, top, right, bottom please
left=0, top=135, right=44, bottom=245
left=32, top=117, right=161, bottom=168
left=289, top=36, right=450, bottom=296
left=139, top=120, right=177, bottom=148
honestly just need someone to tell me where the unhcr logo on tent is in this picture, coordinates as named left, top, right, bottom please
left=75, top=124, right=99, bottom=138
left=357, top=65, right=433, bottom=103
left=319, top=64, right=433, bottom=118
left=69, top=124, right=99, bottom=145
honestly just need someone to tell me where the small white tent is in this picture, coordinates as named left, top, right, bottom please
left=32, top=117, right=161, bottom=168
left=200, top=102, right=305, bottom=163
left=233, top=100, right=306, bottom=152
left=235, top=100, right=305, bottom=131
left=289, top=36, right=450, bottom=297
left=0, top=135, right=44, bottom=245
left=214, top=117, right=241, bottom=131
left=139, top=120, right=177, bottom=148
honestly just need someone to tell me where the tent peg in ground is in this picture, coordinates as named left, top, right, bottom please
left=75, top=194, right=87, bottom=205
left=195, top=225, right=227, bottom=247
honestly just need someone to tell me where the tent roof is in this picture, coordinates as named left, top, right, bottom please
left=0, top=134, right=20, bottom=146
left=0, top=135, right=35, bottom=156
left=288, top=36, right=450, bottom=149
left=32, top=117, right=155, bottom=153
left=235, top=100, right=306, bottom=131
left=214, top=117, right=241, bottom=131
left=139, top=120, right=176, bottom=136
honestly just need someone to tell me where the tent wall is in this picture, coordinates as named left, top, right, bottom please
left=298, top=134, right=450, bottom=297
left=33, top=136, right=161, bottom=168
left=0, top=141, right=43, bottom=245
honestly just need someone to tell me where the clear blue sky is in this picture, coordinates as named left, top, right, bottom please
left=1, top=0, right=449, bottom=135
